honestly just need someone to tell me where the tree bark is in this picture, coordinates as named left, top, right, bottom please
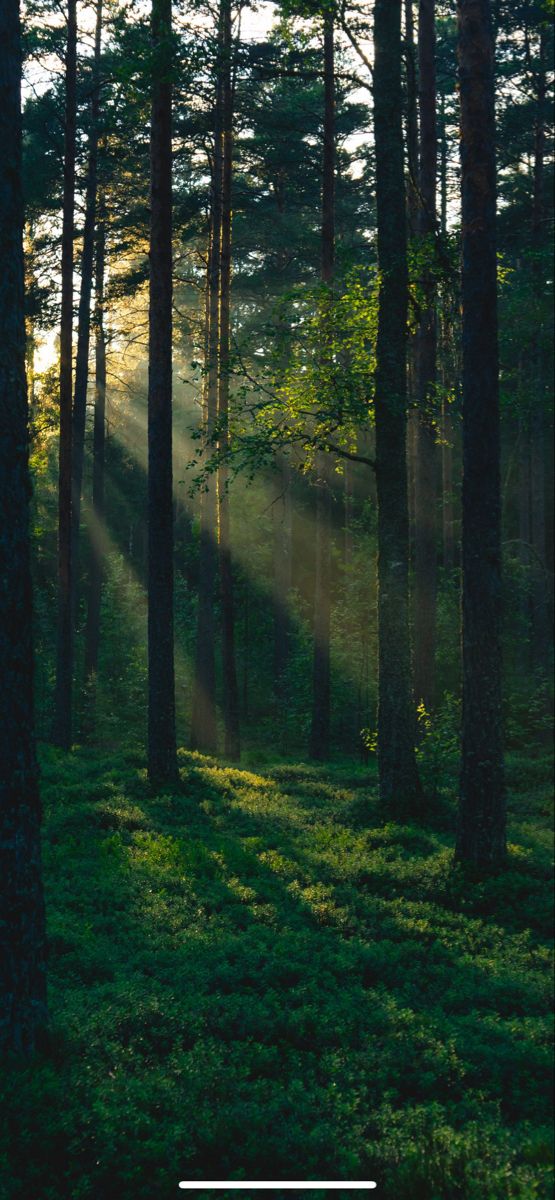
left=404, top=0, right=419, bottom=236
left=404, top=0, right=418, bottom=568
left=71, top=0, right=102, bottom=633
left=309, top=12, right=335, bottom=762
left=373, top=0, right=423, bottom=814
left=529, top=27, right=550, bottom=675
left=84, top=207, right=107, bottom=697
left=51, top=0, right=77, bottom=749
left=0, top=0, right=47, bottom=1055
left=438, top=102, right=455, bottom=575
left=530, top=403, right=549, bottom=671
left=273, top=454, right=292, bottom=699
left=190, top=127, right=221, bottom=755
left=441, top=394, right=455, bottom=573
left=413, top=0, right=438, bottom=713
left=455, top=0, right=505, bottom=869
left=147, top=0, right=177, bottom=785
left=217, top=0, right=240, bottom=761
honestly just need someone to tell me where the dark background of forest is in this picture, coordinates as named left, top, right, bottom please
left=0, top=0, right=553, bottom=1197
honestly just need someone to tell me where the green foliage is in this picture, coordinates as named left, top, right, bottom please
left=2, top=747, right=552, bottom=1199
left=415, top=695, right=460, bottom=797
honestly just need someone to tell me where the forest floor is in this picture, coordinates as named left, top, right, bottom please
left=1, top=745, right=553, bottom=1200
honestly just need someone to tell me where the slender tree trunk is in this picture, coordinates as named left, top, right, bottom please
left=309, top=455, right=332, bottom=759
left=439, top=100, right=455, bottom=575
left=343, top=458, right=353, bottom=570
left=147, top=0, right=177, bottom=785
left=243, top=581, right=250, bottom=721
left=71, top=0, right=102, bottom=634
left=439, top=91, right=448, bottom=235
left=51, top=0, right=77, bottom=749
left=455, top=0, right=505, bottom=869
left=272, top=187, right=293, bottom=699
left=404, top=0, right=419, bottom=235
left=530, top=404, right=549, bottom=669
left=0, top=0, right=47, bottom=1055
left=442, top=394, right=455, bottom=572
left=273, top=455, right=292, bottom=699
left=407, top=407, right=417, bottom=557
left=218, top=0, right=240, bottom=761
left=309, top=12, right=335, bottom=762
left=373, top=0, right=422, bottom=814
left=404, top=0, right=418, bottom=558
left=84, top=209, right=107, bottom=695
left=413, top=0, right=438, bottom=712
left=190, top=189, right=221, bottom=754
left=24, top=223, right=37, bottom=418
left=517, top=407, right=532, bottom=668
left=529, top=28, right=550, bottom=675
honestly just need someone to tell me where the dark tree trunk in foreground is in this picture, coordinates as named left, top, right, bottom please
left=71, top=0, right=102, bottom=631
left=0, top=0, right=47, bottom=1055
left=455, top=0, right=505, bottom=869
left=147, top=0, right=177, bottom=785
left=51, top=0, right=77, bottom=749
left=84, top=210, right=107, bottom=697
left=373, top=0, right=422, bottom=814
left=309, top=12, right=334, bottom=762
left=413, top=0, right=438, bottom=713
left=190, top=58, right=224, bottom=755
left=218, top=0, right=240, bottom=761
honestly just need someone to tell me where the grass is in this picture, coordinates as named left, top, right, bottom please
left=1, top=744, right=553, bottom=1200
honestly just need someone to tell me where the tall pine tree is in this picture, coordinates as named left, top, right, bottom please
left=373, top=0, right=423, bottom=814
left=147, top=0, right=178, bottom=785
left=0, top=0, right=47, bottom=1055
left=455, top=0, right=506, bottom=868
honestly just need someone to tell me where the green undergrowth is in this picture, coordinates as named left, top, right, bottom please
left=1, top=746, right=553, bottom=1199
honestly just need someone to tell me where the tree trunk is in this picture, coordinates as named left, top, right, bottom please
left=84, top=208, right=107, bottom=697
left=343, top=458, right=353, bottom=570
left=413, top=0, right=438, bottom=713
left=218, top=0, right=240, bottom=761
left=404, top=0, right=418, bottom=560
left=309, top=12, right=335, bottom=762
left=71, top=0, right=102, bottom=634
left=404, top=0, right=419, bottom=235
left=190, top=115, right=222, bottom=755
left=147, top=0, right=177, bottom=785
left=529, top=28, right=550, bottom=676
left=438, top=90, right=455, bottom=575
left=455, top=0, right=505, bottom=869
left=242, top=581, right=250, bottom=721
left=51, top=0, right=77, bottom=749
left=373, top=0, right=423, bottom=814
left=0, top=0, right=47, bottom=1055
left=273, top=455, right=292, bottom=699
left=530, top=404, right=549, bottom=671
left=439, top=91, right=448, bottom=235
left=309, top=453, right=333, bottom=760
left=442, top=394, right=455, bottom=572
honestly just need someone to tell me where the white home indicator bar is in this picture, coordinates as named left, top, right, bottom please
left=179, top=1185, right=377, bottom=1191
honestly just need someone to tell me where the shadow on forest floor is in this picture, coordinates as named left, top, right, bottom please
left=1, top=744, right=553, bottom=1200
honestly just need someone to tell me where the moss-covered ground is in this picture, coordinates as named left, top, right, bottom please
left=1, top=746, right=553, bottom=1200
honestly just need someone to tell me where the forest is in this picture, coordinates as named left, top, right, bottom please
left=0, top=0, right=553, bottom=1196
